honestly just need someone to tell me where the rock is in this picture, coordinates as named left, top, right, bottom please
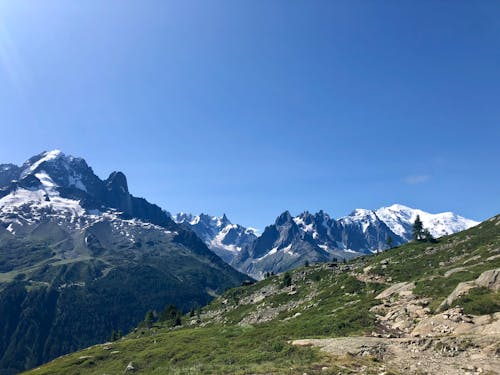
left=125, top=362, right=136, bottom=372
left=439, top=281, right=475, bottom=310
left=475, top=268, right=500, bottom=291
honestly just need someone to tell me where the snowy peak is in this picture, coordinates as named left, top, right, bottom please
left=20, top=149, right=64, bottom=179
left=375, top=204, right=479, bottom=240
left=0, top=151, right=175, bottom=231
left=172, top=212, right=257, bottom=262
left=7, top=149, right=100, bottom=195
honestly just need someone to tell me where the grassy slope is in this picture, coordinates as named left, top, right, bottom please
left=25, top=215, right=500, bottom=375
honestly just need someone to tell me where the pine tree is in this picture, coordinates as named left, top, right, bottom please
left=423, top=228, right=435, bottom=243
left=412, top=215, right=424, bottom=241
left=304, top=260, right=310, bottom=267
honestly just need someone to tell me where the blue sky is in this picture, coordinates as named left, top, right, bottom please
left=0, top=1, right=499, bottom=229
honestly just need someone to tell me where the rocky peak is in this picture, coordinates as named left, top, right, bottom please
left=275, top=211, right=293, bottom=226
left=221, top=213, right=231, bottom=227
left=105, top=171, right=129, bottom=194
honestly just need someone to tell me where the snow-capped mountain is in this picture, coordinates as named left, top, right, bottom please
left=232, top=205, right=478, bottom=279
left=173, top=212, right=257, bottom=262
left=375, top=204, right=479, bottom=241
left=233, top=209, right=403, bottom=279
left=0, top=150, right=175, bottom=231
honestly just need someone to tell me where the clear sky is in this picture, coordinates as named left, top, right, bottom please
left=0, top=1, right=499, bottom=229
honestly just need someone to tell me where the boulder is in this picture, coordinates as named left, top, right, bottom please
left=475, top=269, right=500, bottom=291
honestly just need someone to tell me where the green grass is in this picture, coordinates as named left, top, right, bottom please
left=453, top=287, right=500, bottom=315
left=24, top=326, right=325, bottom=374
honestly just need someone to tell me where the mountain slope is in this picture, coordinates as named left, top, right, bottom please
left=26, top=214, right=500, bottom=375
left=0, top=151, right=248, bottom=374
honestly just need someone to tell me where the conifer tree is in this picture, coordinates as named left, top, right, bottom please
left=423, top=228, right=435, bottom=243
left=412, top=215, right=424, bottom=241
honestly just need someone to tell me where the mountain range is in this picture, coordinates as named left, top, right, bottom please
left=175, top=206, right=478, bottom=279
left=0, top=150, right=479, bottom=373
left=0, top=150, right=248, bottom=374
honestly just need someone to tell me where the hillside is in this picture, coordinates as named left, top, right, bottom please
left=26, top=214, right=500, bottom=374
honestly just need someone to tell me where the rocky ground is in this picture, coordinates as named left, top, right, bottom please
left=293, top=267, right=500, bottom=375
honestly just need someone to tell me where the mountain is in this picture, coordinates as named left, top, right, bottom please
left=173, top=213, right=258, bottom=263
left=27, top=214, right=500, bottom=374
left=375, top=203, right=479, bottom=241
left=232, top=209, right=402, bottom=279
left=0, top=150, right=248, bottom=374
left=231, top=206, right=478, bottom=279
